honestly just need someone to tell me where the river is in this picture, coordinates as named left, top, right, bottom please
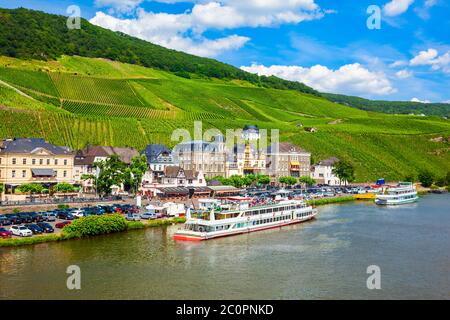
left=1, top=194, right=449, bottom=300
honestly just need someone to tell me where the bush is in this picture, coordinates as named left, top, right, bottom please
left=63, top=214, right=128, bottom=238
left=418, top=170, right=434, bottom=188
left=57, top=204, right=70, bottom=209
left=127, top=221, right=145, bottom=230
left=307, top=196, right=354, bottom=206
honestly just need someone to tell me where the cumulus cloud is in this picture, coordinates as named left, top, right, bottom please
left=90, top=10, right=249, bottom=57
left=90, top=0, right=328, bottom=58
left=395, top=69, right=413, bottom=78
left=411, top=97, right=431, bottom=103
left=383, top=0, right=415, bottom=16
left=240, top=63, right=396, bottom=96
left=410, top=48, right=450, bottom=72
left=95, top=0, right=144, bottom=13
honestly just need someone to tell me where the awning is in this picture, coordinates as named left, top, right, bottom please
left=31, top=168, right=56, bottom=177
left=290, top=161, right=300, bottom=166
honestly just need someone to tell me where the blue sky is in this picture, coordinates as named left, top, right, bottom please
left=1, top=0, right=449, bottom=102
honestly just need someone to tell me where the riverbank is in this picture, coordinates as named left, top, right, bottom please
left=0, top=216, right=186, bottom=247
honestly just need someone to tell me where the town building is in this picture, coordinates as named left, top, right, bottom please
left=225, top=143, right=266, bottom=177
left=0, top=138, right=75, bottom=193
left=242, top=125, right=261, bottom=141
left=73, top=145, right=139, bottom=193
left=142, top=144, right=178, bottom=183
left=266, top=142, right=311, bottom=179
left=311, top=157, right=342, bottom=186
left=173, top=138, right=226, bottom=179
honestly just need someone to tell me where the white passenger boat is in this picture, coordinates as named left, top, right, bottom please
left=173, top=198, right=318, bottom=241
left=375, top=182, right=419, bottom=205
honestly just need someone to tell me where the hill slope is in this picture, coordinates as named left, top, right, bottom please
left=0, top=7, right=318, bottom=96
left=323, top=93, right=450, bottom=117
left=0, top=55, right=449, bottom=182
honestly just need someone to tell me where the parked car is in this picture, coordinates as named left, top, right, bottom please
left=41, top=212, right=56, bottom=222
left=55, top=221, right=72, bottom=229
left=72, top=210, right=85, bottom=218
left=29, top=212, right=44, bottom=223
left=24, top=224, right=44, bottom=235
left=17, top=213, right=33, bottom=223
left=10, top=225, right=33, bottom=237
left=4, top=214, right=22, bottom=224
left=0, top=227, right=12, bottom=238
left=0, top=216, right=12, bottom=226
left=36, top=222, right=55, bottom=233
left=141, top=212, right=156, bottom=220
left=126, top=213, right=141, bottom=221
left=56, top=212, right=75, bottom=220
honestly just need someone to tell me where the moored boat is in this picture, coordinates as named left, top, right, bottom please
left=375, top=182, right=419, bottom=205
left=173, top=198, right=318, bottom=241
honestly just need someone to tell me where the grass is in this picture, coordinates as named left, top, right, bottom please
left=0, top=55, right=449, bottom=181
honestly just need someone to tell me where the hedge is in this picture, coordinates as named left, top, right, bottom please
left=63, top=214, right=128, bottom=238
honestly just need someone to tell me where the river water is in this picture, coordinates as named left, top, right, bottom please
left=1, top=194, right=449, bottom=300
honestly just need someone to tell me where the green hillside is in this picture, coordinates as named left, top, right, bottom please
left=0, top=55, right=449, bottom=182
left=0, top=7, right=318, bottom=96
left=323, top=93, right=450, bottom=117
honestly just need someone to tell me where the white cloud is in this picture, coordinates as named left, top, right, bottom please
left=95, top=0, right=144, bottom=13
left=240, top=63, right=396, bottom=96
left=395, top=69, right=413, bottom=78
left=411, top=97, right=431, bottom=103
left=389, top=60, right=408, bottom=68
left=383, top=0, right=414, bottom=16
left=90, top=10, right=250, bottom=57
left=410, top=48, right=450, bottom=72
left=425, top=0, right=437, bottom=8
left=90, top=0, right=329, bottom=58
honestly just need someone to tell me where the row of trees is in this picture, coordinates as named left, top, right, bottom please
left=82, top=154, right=148, bottom=196
left=406, top=170, right=450, bottom=189
left=209, top=174, right=317, bottom=189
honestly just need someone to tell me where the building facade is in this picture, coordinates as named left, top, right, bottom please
left=173, top=139, right=226, bottom=179
left=311, top=157, right=342, bottom=186
left=0, top=138, right=75, bottom=192
left=73, top=145, right=139, bottom=193
left=142, top=144, right=178, bottom=183
left=266, top=142, right=311, bottom=179
left=225, top=143, right=266, bottom=177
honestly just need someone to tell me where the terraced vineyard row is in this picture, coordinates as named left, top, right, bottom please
left=50, top=73, right=145, bottom=106
left=0, top=67, right=59, bottom=96
left=61, top=100, right=224, bottom=121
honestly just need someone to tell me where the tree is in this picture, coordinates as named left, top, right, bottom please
left=332, top=161, right=355, bottom=185
left=0, top=183, right=4, bottom=195
left=418, top=169, right=434, bottom=188
left=53, top=183, right=77, bottom=193
left=124, top=154, right=148, bottom=195
left=256, top=175, right=271, bottom=187
left=93, top=155, right=127, bottom=196
left=17, top=183, right=44, bottom=201
left=279, top=176, right=297, bottom=187
left=404, top=174, right=415, bottom=183
left=299, top=176, right=316, bottom=187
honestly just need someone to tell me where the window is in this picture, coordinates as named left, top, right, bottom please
left=12, top=158, right=16, bottom=165
left=32, top=159, right=36, bottom=165
left=55, top=159, right=58, bottom=165
left=63, top=171, right=67, bottom=178
left=22, top=158, right=27, bottom=165
left=64, top=159, right=68, bottom=166
left=47, top=159, right=50, bottom=165
left=39, top=159, right=43, bottom=165
left=12, top=170, right=16, bottom=178
left=22, top=170, right=26, bottom=178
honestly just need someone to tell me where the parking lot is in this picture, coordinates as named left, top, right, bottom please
left=0, top=204, right=144, bottom=239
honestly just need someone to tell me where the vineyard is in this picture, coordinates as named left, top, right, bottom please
left=0, top=56, right=449, bottom=181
